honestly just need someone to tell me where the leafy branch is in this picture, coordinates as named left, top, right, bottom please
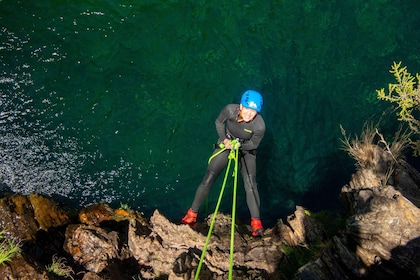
left=378, top=62, right=418, bottom=137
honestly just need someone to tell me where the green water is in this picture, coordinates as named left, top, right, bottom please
left=1, top=1, right=419, bottom=226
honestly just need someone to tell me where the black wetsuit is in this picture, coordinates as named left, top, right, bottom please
left=190, top=104, right=265, bottom=219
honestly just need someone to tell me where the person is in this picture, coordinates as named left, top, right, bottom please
left=181, top=90, right=266, bottom=237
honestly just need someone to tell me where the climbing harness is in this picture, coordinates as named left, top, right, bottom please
left=195, top=140, right=240, bottom=280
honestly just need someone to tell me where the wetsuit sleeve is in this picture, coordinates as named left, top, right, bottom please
left=215, top=105, right=231, bottom=141
left=241, top=118, right=265, bottom=151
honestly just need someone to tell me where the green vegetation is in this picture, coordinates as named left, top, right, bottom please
left=278, top=243, right=319, bottom=279
left=312, top=210, right=347, bottom=239
left=276, top=210, right=347, bottom=279
left=0, top=229, right=21, bottom=264
left=377, top=61, right=420, bottom=154
left=45, top=254, right=74, bottom=279
left=119, top=202, right=131, bottom=210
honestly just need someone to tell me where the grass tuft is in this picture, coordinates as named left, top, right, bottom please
left=45, top=254, right=75, bottom=279
left=0, top=229, right=21, bottom=264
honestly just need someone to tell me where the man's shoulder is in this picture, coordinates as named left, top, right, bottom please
left=224, top=103, right=239, bottom=109
left=222, top=104, right=239, bottom=114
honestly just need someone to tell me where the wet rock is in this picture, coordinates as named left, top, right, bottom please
left=0, top=193, right=69, bottom=241
left=0, top=194, right=72, bottom=280
left=78, top=203, right=115, bottom=226
left=0, top=194, right=39, bottom=240
left=29, top=193, right=70, bottom=231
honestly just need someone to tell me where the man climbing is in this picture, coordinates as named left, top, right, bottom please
left=181, top=90, right=266, bottom=237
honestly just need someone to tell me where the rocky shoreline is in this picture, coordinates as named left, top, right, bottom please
left=0, top=144, right=419, bottom=279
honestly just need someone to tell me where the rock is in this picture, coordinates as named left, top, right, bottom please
left=82, top=272, right=103, bottom=280
left=0, top=194, right=40, bottom=240
left=273, top=218, right=300, bottom=246
left=78, top=203, right=115, bottom=226
left=286, top=205, right=326, bottom=244
left=128, top=210, right=286, bottom=279
left=64, top=223, right=120, bottom=273
left=0, top=194, right=72, bottom=280
left=296, top=144, right=420, bottom=280
left=0, top=193, right=69, bottom=241
left=0, top=254, right=50, bottom=280
left=29, top=193, right=70, bottom=231
left=2, top=141, right=419, bottom=280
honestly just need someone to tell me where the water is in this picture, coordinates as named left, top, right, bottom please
left=1, top=1, right=419, bottom=226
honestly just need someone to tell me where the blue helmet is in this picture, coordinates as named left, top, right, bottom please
left=241, top=90, right=263, bottom=112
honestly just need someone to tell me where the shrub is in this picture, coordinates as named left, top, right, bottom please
left=377, top=61, right=420, bottom=154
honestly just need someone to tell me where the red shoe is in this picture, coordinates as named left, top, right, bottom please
left=251, top=217, right=263, bottom=237
left=181, top=208, right=197, bottom=225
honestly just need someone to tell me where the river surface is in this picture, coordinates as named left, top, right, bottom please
left=1, top=1, right=419, bottom=226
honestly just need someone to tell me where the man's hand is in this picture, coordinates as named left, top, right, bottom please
left=223, top=138, right=233, bottom=149
left=223, top=138, right=241, bottom=150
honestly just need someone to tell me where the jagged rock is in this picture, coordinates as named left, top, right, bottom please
left=0, top=254, right=50, bottom=280
left=0, top=192, right=321, bottom=279
left=0, top=194, right=39, bottom=240
left=78, top=203, right=115, bottom=226
left=296, top=145, right=420, bottom=280
left=0, top=194, right=69, bottom=241
left=128, top=210, right=207, bottom=278
left=272, top=218, right=300, bottom=246
left=391, top=160, right=420, bottom=208
left=128, top=209, right=286, bottom=279
left=64, top=223, right=119, bottom=273
left=286, top=205, right=326, bottom=244
left=29, top=193, right=70, bottom=231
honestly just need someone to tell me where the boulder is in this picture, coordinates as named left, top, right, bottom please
left=128, top=209, right=285, bottom=279
left=0, top=193, right=69, bottom=241
left=0, top=194, right=70, bottom=279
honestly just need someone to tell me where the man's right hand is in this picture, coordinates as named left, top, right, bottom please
left=223, top=138, right=233, bottom=149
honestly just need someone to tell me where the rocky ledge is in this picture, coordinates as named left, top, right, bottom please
left=0, top=144, right=419, bottom=279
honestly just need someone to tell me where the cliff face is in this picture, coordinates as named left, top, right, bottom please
left=0, top=145, right=419, bottom=280
left=297, top=146, right=420, bottom=280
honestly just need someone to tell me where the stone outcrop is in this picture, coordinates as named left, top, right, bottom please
left=296, top=149, right=420, bottom=280
left=0, top=193, right=69, bottom=241
left=0, top=192, right=320, bottom=279
left=0, top=143, right=419, bottom=279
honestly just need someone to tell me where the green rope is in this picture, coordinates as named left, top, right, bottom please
left=195, top=141, right=241, bottom=280
left=205, top=143, right=226, bottom=216
left=228, top=147, right=239, bottom=279
left=195, top=151, right=233, bottom=280
left=207, top=144, right=226, bottom=164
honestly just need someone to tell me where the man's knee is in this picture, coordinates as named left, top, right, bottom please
left=202, top=170, right=217, bottom=187
left=244, top=175, right=257, bottom=192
